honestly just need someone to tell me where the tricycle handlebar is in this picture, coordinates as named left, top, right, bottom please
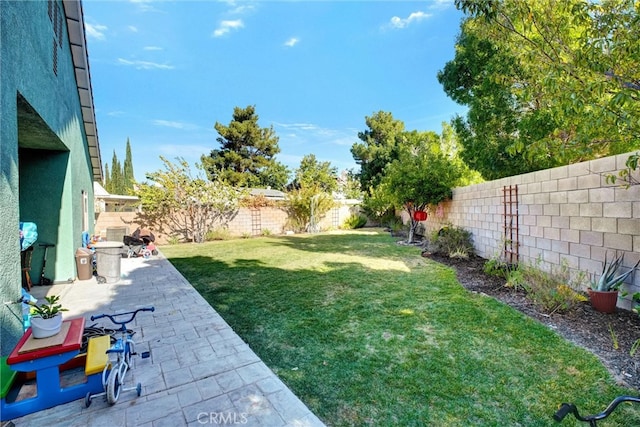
left=90, top=307, right=155, bottom=326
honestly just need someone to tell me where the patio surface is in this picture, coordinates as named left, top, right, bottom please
left=7, top=252, right=325, bottom=427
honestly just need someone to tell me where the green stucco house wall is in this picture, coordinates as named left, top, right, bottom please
left=0, top=0, right=102, bottom=355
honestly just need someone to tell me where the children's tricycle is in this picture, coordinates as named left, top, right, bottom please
left=85, top=307, right=154, bottom=406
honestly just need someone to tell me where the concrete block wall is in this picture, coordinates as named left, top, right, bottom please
left=96, top=202, right=362, bottom=243
left=95, top=212, right=139, bottom=240
left=226, top=208, right=289, bottom=236
left=226, top=204, right=360, bottom=235
left=422, top=152, right=640, bottom=310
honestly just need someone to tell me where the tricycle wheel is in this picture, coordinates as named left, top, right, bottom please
left=106, top=368, right=121, bottom=405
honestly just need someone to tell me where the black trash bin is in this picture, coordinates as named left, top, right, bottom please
left=75, top=248, right=93, bottom=281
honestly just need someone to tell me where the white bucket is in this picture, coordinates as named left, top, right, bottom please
left=30, top=314, right=63, bottom=338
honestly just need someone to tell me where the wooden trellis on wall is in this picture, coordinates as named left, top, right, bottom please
left=332, top=208, right=340, bottom=228
left=502, top=185, right=519, bottom=265
left=251, top=209, right=261, bottom=236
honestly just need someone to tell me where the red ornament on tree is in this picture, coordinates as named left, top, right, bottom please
left=413, top=210, right=428, bottom=221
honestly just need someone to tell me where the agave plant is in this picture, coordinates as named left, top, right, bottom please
left=593, top=253, right=640, bottom=292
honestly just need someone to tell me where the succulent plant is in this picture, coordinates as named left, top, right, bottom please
left=593, top=253, right=640, bottom=292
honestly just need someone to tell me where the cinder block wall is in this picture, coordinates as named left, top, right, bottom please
left=421, top=152, right=640, bottom=310
left=96, top=203, right=361, bottom=243
left=95, top=212, right=139, bottom=240
left=222, top=204, right=360, bottom=235
left=226, top=208, right=289, bottom=236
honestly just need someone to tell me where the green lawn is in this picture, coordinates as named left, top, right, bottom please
left=162, top=230, right=639, bottom=426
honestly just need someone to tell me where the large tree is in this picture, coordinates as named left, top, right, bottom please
left=350, top=111, right=405, bottom=193
left=123, top=138, right=135, bottom=192
left=440, top=0, right=640, bottom=180
left=106, top=151, right=124, bottom=194
left=376, top=131, right=464, bottom=243
left=290, top=154, right=338, bottom=193
left=202, top=105, right=289, bottom=190
left=104, top=141, right=136, bottom=194
left=136, top=157, right=242, bottom=243
left=283, top=154, right=338, bottom=233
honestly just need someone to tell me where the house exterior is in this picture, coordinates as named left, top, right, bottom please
left=93, top=181, right=140, bottom=213
left=0, top=1, right=102, bottom=354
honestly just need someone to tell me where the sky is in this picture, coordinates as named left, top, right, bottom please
left=82, top=0, right=467, bottom=183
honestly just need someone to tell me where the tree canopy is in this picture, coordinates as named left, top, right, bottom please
left=350, top=111, right=405, bottom=193
left=123, top=138, right=135, bottom=191
left=136, top=157, right=241, bottom=243
left=374, top=131, right=465, bottom=242
left=202, top=105, right=289, bottom=190
left=290, top=154, right=338, bottom=193
left=440, top=0, right=640, bottom=180
left=104, top=139, right=135, bottom=194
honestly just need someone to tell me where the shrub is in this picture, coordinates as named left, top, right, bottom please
left=206, top=227, right=232, bottom=241
left=386, top=217, right=407, bottom=237
left=508, top=258, right=588, bottom=314
left=449, top=248, right=470, bottom=259
left=483, top=257, right=511, bottom=279
left=342, top=214, right=368, bottom=229
left=240, top=194, right=279, bottom=209
left=505, top=268, right=528, bottom=292
left=283, top=188, right=334, bottom=233
left=430, top=225, right=474, bottom=258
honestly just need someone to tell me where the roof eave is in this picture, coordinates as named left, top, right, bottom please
left=63, top=0, right=103, bottom=182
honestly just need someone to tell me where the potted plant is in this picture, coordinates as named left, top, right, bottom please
left=588, top=253, right=639, bottom=313
left=27, top=295, right=68, bottom=338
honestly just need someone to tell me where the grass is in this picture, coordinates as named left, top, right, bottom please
left=162, top=230, right=640, bottom=426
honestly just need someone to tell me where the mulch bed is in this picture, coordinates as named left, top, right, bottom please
left=422, top=253, right=640, bottom=390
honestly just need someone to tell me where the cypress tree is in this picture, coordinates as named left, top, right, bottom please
left=104, top=163, right=111, bottom=193
left=123, top=138, right=135, bottom=192
left=110, top=151, right=124, bottom=194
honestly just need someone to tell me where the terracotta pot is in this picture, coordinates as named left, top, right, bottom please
left=30, top=313, right=63, bottom=338
left=588, top=289, right=618, bottom=314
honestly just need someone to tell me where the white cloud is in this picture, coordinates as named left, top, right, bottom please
left=153, top=120, right=198, bottom=130
left=213, top=19, right=244, bottom=37
left=85, top=23, right=108, bottom=40
left=129, top=0, right=158, bottom=12
left=274, top=122, right=355, bottom=146
left=117, top=58, right=174, bottom=70
left=429, top=0, right=454, bottom=10
left=387, top=11, right=432, bottom=29
left=330, top=135, right=358, bottom=147
left=284, top=37, right=300, bottom=47
left=144, top=46, right=163, bottom=51
left=229, top=4, right=256, bottom=15
left=274, top=122, right=318, bottom=131
left=128, top=25, right=139, bottom=32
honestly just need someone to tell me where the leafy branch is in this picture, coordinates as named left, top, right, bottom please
left=605, top=152, right=640, bottom=187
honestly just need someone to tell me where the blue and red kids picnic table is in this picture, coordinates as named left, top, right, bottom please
left=1, top=317, right=106, bottom=421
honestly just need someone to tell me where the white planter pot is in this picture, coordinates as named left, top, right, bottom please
left=30, top=314, right=63, bottom=338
